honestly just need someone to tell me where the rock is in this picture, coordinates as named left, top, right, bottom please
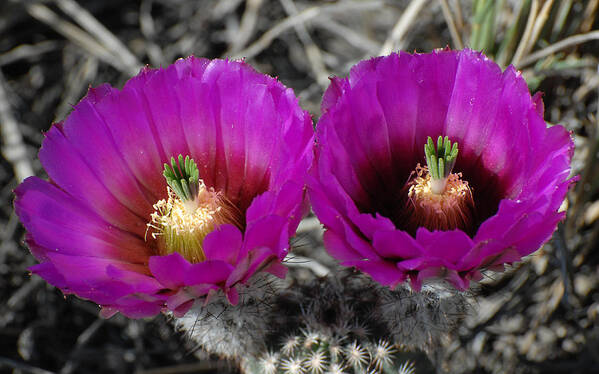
left=574, top=274, right=596, bottom=297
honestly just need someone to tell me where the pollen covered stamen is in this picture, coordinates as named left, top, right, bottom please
left=146, top=155, right=241, bottom=263
left=404, top=164, right=475, bottom=233
left=401, top=136, right=475, bottom=233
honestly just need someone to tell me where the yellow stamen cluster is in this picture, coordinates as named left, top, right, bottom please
left=147, top=181, right=239, bottom=263
left=404, top=164, right=475, bottom=233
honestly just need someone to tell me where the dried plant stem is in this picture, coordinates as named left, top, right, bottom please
left=0, top=41, right=60, bottom=67
left=279, top=0, right=330, bottom=88
left=212, top=0, right=245, bottom=19
left=231, top=0, right=384, bottom=60
left=6, top=276, right=43, bottom=310
left=554, top=224, right=576, bottom=309
left=551, top=0, right=572, bottom=41
left=567, top=82, right=599, bottom=241
left=54, top=0, right=141, bottom=73
left=439, top=0, right=464, bottom=49
left=24, top=2, right=136, bottom=75
left=581, top=211, right=599, bottom=268
left=580, top=0, right=599, bottom=33
left=469, top=0, right=497, bottom=53
left=313, top=18, right=381, bottom=54
left=60, top=318, right=105, bottom=374
left=227, top=0, right=265, bottom=54
left=0, top=357, right=55, bottom=374
left=517, top=30, right=599, bottom=68
left=496, top=0, right=531, bottom=67
left=284, top=255, right=330, bottom=277
left=54, top=56, right=99, bottom=122
left=135, top=362, right=233, bottom=374
left=379, top=0, right=429, bottom=55
left=0, top=70, right=34, bottom=183
left=450, top=0, right=464, bottom=34
left=511, top=0, right=539, bottom=66
left=524, top=0, right=555, bottom=58
left=139, top=0, right=166, bottom=66
left=574, top=73, right=599, bottom=102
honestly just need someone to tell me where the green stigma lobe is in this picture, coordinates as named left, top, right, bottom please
left=424, top=136, right=459, bottom=180
left=163, top=154, right=200, bottom=201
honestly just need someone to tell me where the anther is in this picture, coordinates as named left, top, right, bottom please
left=401, top=137, right=475, bottom=233
left=147, top=155, right=240, bottom=263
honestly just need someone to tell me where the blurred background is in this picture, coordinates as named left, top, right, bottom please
left=1, top=0, right=599, bottom=373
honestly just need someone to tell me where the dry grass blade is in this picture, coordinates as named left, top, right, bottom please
left=279, top=0, right=330, bottom=88
left=567, top=85, right=599, bottom=240
left=439, top=0, right=464, bottom=49
left=54, top=0, right=141, bottom=73
left=524, top=0, right=555, bottom=59
left=227, top=0, right=265, bottom=54
left=496, top=0, right=531, bottom=67
left=25, top=2, right=136, bottom=75
left=134, top=361, right=233, bottom=374
left=0, top=357, right=56, bottom=374
left=6, top=277, right=44, bottom=311
left=379, top=0, right=428, bottom=56
left=450, top=0, right=464, bottom=33
left=231, top=0, right=384, bottom=60
left=139, top=0, right=165, bottom=66
left=0, top=41, right=60, bottom=67
left=212, top=0, right=245, bottom=19
left=511, top=0, right=539, bottom=66
left=313, top=19, right=381, bottom=55
left=551, top=0, right=573, bottom=41
left=580, top=0, right=599, bottom=34
left=0, top=70, right=34, bottom=183
left=283, top=254, right=330, bottom=277
left=54, top=56, right=98, bottom=122
left=60, top=318, right=105, bottom=374
left=470, top=0, right=497, bottom=53
left=574, top=73, right=599, bottom=102
left=517, top=30, right=599, bottom=68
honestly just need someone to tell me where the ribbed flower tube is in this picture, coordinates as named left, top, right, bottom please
left=308, top=49, right=575, bottom=291
left=14, top=57, right=314, bottom=318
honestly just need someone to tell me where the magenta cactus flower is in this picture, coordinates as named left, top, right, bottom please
left=14, top=57, right=314, bottom=318
left=309, top=49, right=575, bottom=291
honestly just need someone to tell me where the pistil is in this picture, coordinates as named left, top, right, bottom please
left=403, top=137, right=475, bottom=233
left=424, top=136, right=458, bottom=194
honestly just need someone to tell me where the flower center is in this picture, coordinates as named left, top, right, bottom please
left=403, top=136, right=475, bottom=233
left=146, top=155, right=240, bottom=263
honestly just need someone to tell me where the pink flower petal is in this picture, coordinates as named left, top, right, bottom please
left=310, top=49, right=575, bottom=291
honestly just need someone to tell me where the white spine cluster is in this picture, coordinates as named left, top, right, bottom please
left=173, top=274, right=282, bottom=361
left=376, top=282, right=471, bottom=353
left=174, top=269, right=471, bottom=373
